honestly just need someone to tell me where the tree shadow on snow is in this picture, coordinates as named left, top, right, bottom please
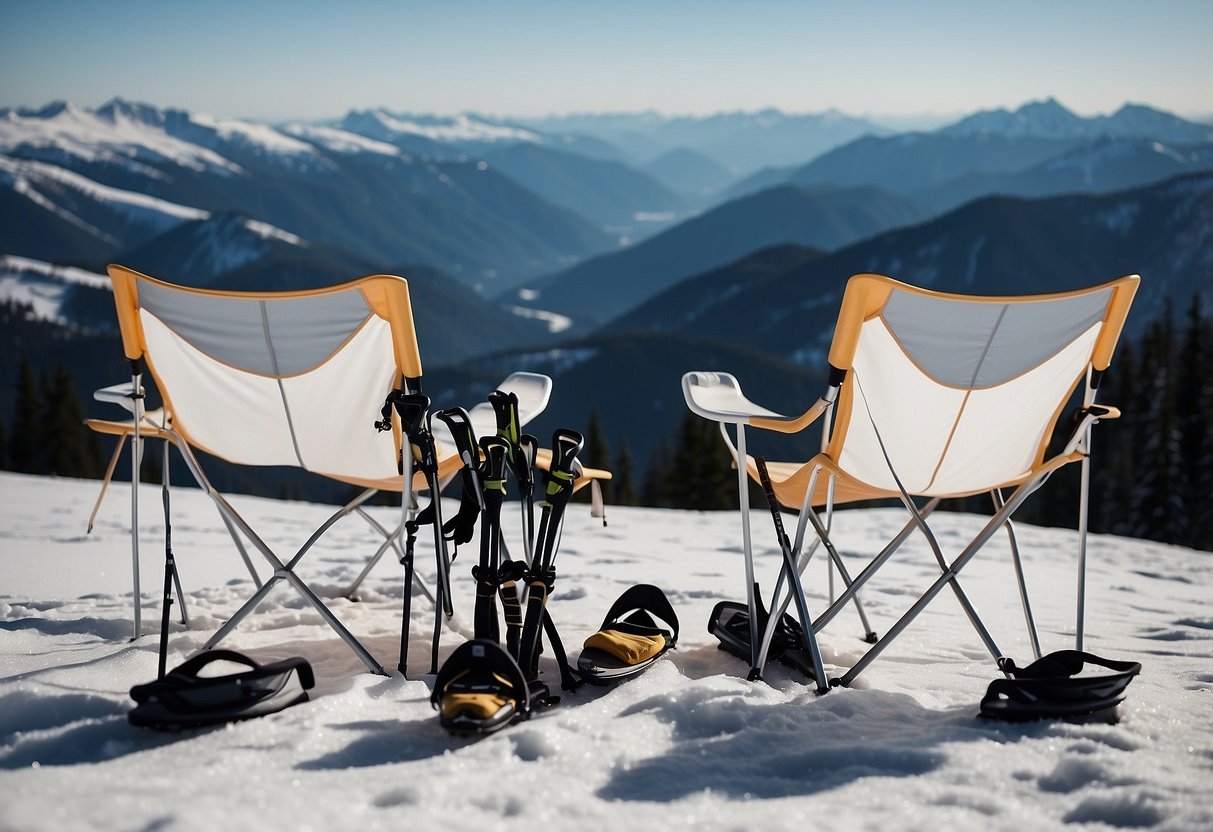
left=597, top=681, right=1035, bottom=802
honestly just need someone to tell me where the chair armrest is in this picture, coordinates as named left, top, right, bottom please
left=682, top=372, right=784, bottom=425
left=93, top=382, right=143, bottom=415
left=682, top=371, right=831, bottom=435
left=750, top=398, right=832, bottom=434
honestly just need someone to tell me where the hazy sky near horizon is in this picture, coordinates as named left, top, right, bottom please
left=2, top=1, right=1210, bottom=122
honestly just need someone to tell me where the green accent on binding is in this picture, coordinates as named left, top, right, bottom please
left=485, top=478, right=507, bottom=493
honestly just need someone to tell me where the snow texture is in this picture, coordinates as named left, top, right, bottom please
left=0, top=471, right=1210, bottom=832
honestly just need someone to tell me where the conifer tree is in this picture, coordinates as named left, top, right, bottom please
left=1177, top=295, right=1213, bottom=550
left=669, top=411, right=705, bottom=509
left=1131, top=312, right=1187, bottom=544
left=9, top=360, right=46, bottom=474
left=44, top=365, right=104, bottom=478
left=1095, top=338, right=1137, bottom=536
left=612, top=440, right=639, bottom=506
left=642, top=439, right=673, bottom=507
left=580, top=409, right=612, bottom=504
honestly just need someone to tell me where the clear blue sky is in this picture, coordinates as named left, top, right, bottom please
left=2, top=0, right=1210, bottom=122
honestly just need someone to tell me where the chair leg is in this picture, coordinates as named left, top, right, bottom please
left=732, top=424, right=762, bottom=676
left=1076, top=453, right=1092, bottom=651
left=837, top=474, right=1045, bottom=686
left=87, top=434, right=126, bottom=534
left=129, top=374, right=143, bottom=641
left=178, top=451, right=385, bottom=674
left=897, top=494, right=1002, bottom=661
left=811, top=498, right=941, bottom=633
left=993, top=489, right=1041, bottom=660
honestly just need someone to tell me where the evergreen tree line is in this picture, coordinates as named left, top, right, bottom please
left=5, top=297, right=1210, bottom=552
left=609, top=295, right=1213, bottom=553
left=1090, top=295, right=1213, bottom=550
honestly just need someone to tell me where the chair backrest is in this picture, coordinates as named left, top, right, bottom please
left=823, top=274, right=1138, bottom=497
left=107, top=265, right=422, bottom=484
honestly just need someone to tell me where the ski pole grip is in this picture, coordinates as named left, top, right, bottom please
left=488, top=390, right=521, bottom=444
left=391, top=392, right=431, bottom=437
left=436, top=406, right=478, bottom=461
left=479, top=436, right=511, bottom=488
left=549, top=428, right=584, bottom=475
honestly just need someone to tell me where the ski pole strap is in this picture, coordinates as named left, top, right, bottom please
left=541, top=610, right=585, bottom=692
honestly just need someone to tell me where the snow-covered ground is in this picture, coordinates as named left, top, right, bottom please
left=1, top=470, right=1209, bottom=832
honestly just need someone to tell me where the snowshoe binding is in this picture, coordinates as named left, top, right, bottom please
left=579, top=584, right=679, bottom=684
left=432, top=639, right=533, bottom=736
left=129, top=650, right=314, bottom=730
left=980, top=650, right=1141, bottom=722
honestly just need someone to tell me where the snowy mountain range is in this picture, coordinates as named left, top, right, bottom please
left=5, top=95, right=1212, bottom=486
left=1, top=99, right=614, bottom=287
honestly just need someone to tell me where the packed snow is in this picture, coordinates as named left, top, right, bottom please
left=0, top=470, right=1210, bottom=832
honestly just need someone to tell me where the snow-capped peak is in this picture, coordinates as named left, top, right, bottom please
left=283, top=123, right=404, bottom=157
left=939, top=98, right=1213, bottom=144
left=941, top=98, right=1085, bottom=139
left=0, top=99, right=243, bottom=175
left=340, top=109, right=542, bottom=145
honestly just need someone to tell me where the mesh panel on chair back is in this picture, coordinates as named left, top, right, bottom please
left=834, top=284, right=1115, bottom=496
left=133, top=278, right=402, bottom=482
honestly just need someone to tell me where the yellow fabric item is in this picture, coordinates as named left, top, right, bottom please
left=441, top=692, right=510, bottom=721
left=584, top=630, right=665, bottom=665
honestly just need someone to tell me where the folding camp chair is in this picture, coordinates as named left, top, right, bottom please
left=683, top=273, right=1138, bottom=691
left=90, top=264, right=556, bottom=674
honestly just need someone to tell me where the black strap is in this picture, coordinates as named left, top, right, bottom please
left=598, top=584, right=680, bottom=646
left=999, top=650, right=1142, bottom=680
left=131, top=650, right=315, bottom=705
left=981, top=650, right=1142, bottom=717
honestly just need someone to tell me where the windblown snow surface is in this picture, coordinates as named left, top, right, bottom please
left=0, top=471, right=1210, bottom=831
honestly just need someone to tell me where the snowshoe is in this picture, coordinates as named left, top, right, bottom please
left=432, top=640, right=533, bottom=736
left=708, top=597, right=803, bottom=666
left=980, top=650, right=1141, bottom=722
left=129, top=650, right=314, bottom=730
left=578, top=584, right=679, bottom=684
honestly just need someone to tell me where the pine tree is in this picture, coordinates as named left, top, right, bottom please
left=580, top=409, right=612, bottom=504
left=612, top=440, right=639, bottom=506
left=664, top=412, right=737, bottom=510
left=642, top=439, right=673, bottom=507
left=1177, top=295, right=1213, bottom=550
left=669, top=411, right=705, bottom=509
left=1130, top=312, right=1187, bottom=544
left=1095, top=338, right=1137, bottom=536
left=44, top=365, right=104, bottom=478
left=9, top=360, right=46, bottom=473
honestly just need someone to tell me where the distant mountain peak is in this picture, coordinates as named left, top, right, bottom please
left=940, top=98, right=1213, bottom=144
left=942, top=98, right=1084, bottom=138
left=340, top=108, right=542, bottom=145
